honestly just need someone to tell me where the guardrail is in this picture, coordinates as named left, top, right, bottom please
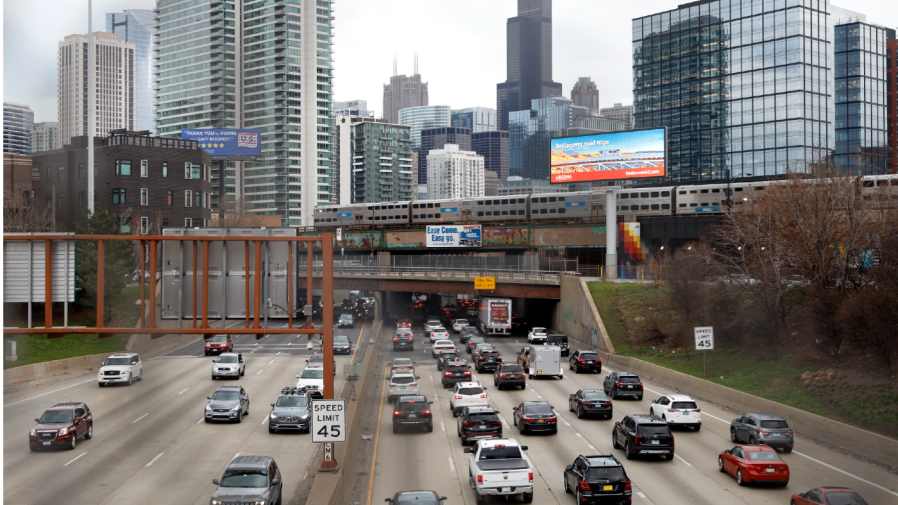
left=321, top=264, right=561, bottom=283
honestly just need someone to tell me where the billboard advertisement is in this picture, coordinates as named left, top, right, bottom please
left=181, top=129, right=262, bottom=160
left=550, top=127, right=666, bottom=183
left=426, top=225, right=482, bottom=248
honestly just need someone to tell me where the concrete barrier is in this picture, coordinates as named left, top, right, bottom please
left=552, top=273, right=615, bottom=353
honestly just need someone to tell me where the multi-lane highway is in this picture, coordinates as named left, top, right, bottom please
left=3, top=319, right=372, bottom=505
left=367, top=325, right=898, bottom=504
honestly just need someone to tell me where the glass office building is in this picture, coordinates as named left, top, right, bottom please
left=107, top=10, right=155, bottom=134
left=833, top=22, right=891, bottom=173
left=3, top=102, right=34, bottom=155
left=451, top=107, right=497, bottom=133
left=509, top=96, right=588, bottom=180
left=633, top=0, right=836, bottom=183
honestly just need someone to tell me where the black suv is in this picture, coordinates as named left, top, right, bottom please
left=392, top=395, right=434, bottom=433
left=442, top=361, right=472, bottom=388
left=570, top=350, right=602, bottom=374
left=210, top=455, right=282, bottom=505
left=457, top=405, right=502, bottom=446
left=437, top=351, right=460, bottom=371
left=474, top=350, right=502, bottom=373
left=459, top=326, right=478, bottom=343
left=563, top=454, right=632, bottom=503
left=268, top=387, right=311, bottom=433
left=603, top=372, right=643, bottom=400
left=513, top=401, right=558, bottom=435
left=465, top=336, right=485, bottom=354
left=547, top=333, right=570, bottom=356
left=393, top=331, right=414, bottom=351
left=612, top=414, right=674, bottom=461
left=494, top=363, right=526, bottom=390
left=569, top=389, right=613, bottom=419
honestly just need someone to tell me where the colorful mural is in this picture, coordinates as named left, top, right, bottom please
left=619, top=223, right=644, bottom=262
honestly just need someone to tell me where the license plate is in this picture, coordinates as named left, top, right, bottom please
left=586, top=361, right=593, bottom=363
left=400, top=387, right=407, bottom=390
left=683, top=412, right=690, bottom=416
left=603, top=485, right=612, bottom=491
left=408, top=414, right=416, bottom=418
left=627, top=385, right=633, bottom=388
left=479, top=425, right=486, bottom=429
left=501, top=487, right=511, bottom=493
left=651, top=440, right=659, bottom=445
left=537, top=419, right=545, bottom=423
left=773, top=433, right=780, bottom=436
left=765, top=468, right=775, bottom=473
left=43, top=442, right=51, bottom=446
left=537, top=370, right=542, bottom=374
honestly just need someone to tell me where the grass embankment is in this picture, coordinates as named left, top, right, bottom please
left=4, top=285, right=148, bottom=370
left=587, top=282, right=898, bottom=438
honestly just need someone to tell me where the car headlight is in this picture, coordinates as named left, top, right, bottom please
left=254, top=501, right=267, bottom=505
left=30, top=429, right=36, bottom=436
left=270, top=413, right=278, bottom=419
left=211, top=501, right=222, bottom=505
left=205, top=405, right=212, bottom=411
left=232, top=405, right=241, bottom=411
left=58, top=428, right=69, bottom=436
left=299, top=414, right=310, bottom=420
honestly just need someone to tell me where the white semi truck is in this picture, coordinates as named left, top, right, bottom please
left=478, top=297, right=511, bottom=336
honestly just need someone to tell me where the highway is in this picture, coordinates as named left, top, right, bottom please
left=367, top=325, right=898, bottom=504
left=2, top=318, right=372, bottom=505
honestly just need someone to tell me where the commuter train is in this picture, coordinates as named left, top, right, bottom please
left=314, top=175, right=898, bottom=228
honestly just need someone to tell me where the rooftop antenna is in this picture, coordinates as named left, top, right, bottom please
left=393, top=55, right=397, bottom=76
left=414, top=50, right=418, bottom=75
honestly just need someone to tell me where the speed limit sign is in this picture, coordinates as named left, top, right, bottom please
left=311, top=399, right=346, bottom=443
left=694, top=327, right=714, bottom=350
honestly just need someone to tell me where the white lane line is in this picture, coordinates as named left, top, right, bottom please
left=277, top=351, right=281, bottom=355
left=5, top=378, right=96, bottom=407
left=254, top=343, right=258, bottom=346
left=702, top=412, right=728, bottom=423
left=793, top=451, right=898, bottom=497
left=644, top=387, right=661, bottom=395
left=448, top=456, right=455, bottom=473
left=257, top=370, right=263, bottom=374
left=63, top=451, right=88, bottom=467
left=575, top=433, right=583, bottom=438
left=261, top=417, right=268, bottom=425
left=132, top=413, right=149, bottom=424
left=588, top=444, right=596, bottom=450
left=674, top=454, right=693, bottom=467
left=501, top=418, right=510, bottom=428
left=269, top=359, right=275, bottom=364
left=178, top=388, right=189, bottom=395
left=536, top=394, right=543, bottom=398
left=197, top=418, right=204, bottom=423
left=145, top=452, right=164, bottom=467
left=637, top=492, right=647, bottom=499
left=441, top=422, right=446, bottom=432
left=564, top=422, right=571, bottom=426
left=430, top=376, right=433, bottom=381
left=287, top=342, right=292, bottom=346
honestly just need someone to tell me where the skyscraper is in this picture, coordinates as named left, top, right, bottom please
left=887, top=35, right=897, bottom=174
left=599, top=103, right=635, bottom=129
left=3, top=102, right=34, bottom=155
left=155, top=0, right=334, bottom=227
left=107, top=10, right=155, bottom=133
left=496, top=0, right=562, bottom=132
left=509, top=97, right=588, bottom=180
left=451, top=107, right=497, bottom=132
left=472, top=130, right=510, bottom=182
left=58, top=33, right=134, bottom=145
left=335, top=115, right=413, bottom=204
left=383, top=57, right=429, bottom=124
left=31, top=122, right=62, bottom=153
left=426, top=145, right=485, bottom=199
left=419, top=126, right=472, bottom=186
left=570, top=77, right=600, bottom=116
left=398, top=105, right=451, bottom=185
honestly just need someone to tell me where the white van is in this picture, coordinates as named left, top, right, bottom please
left=525, top=346, right=562, bottom=379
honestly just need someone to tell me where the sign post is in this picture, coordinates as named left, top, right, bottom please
left=312, top=398, right=346, bottom=472
left=694, top=326, right=714, bottom=378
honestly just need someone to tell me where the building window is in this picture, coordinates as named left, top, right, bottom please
left=185, top=163, right=201, bottom=179
left=57, top=194, right=65, bottom=209
left=140, top=160, right=148, bottom=177
left=78, top=164, right=85, bottom=179
left=194, top=191, right=202, bottom=208
left=162, top=162, right=168, bottom=178
left=162, top=217, right=169, bottom=227
left=78, top=191, right=86, bottom=207
left=140, top=216, right=149, bottom=234
left=112, top=189, right=126, bottom=205
left=185, top=218, right=192, bottom=227
left=167, top=190, right=173, bottom=205
left=185, top=190, right=192, bottom=207
left=46, top=167, right=52, bottom=181
left=115, top=160, right=132, bottom=176
left=140, top=188, right=148, bottom=206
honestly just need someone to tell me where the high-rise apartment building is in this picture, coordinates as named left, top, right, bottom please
left=58, top=33, right=134, bottom=146
left=510, top=97, right=588, bottom=180
left=426, top=144, right=484, bottom=199
left=888, top=36, right=897, bottom=173
left=599, top=103, right=634, bottom=128
left=31, top=122, right=62, bottom=153
left=383, top=64, right=429, bottom=124
left=451, top=107, right=497, bottom=132
left=484, top=170, right=499, bottom=196
left=498, top=175, right=568, bottom=196
left=570, top=77, right=600, bottom=115
left=334, top=99, right=374, bottom=117
left=419, top=126, right=471, bottom=186
left=834, top=22, right=891, bottom=173
left=497, top=0, right=563, bottom=131
left=3, top=102, right=34, bottom=155
left=335, top=115, right=413, bottom=203
left=107, top=10, right=155, bottom=133
left=155, top=0, right=334, bottom=227
left=472, top=130, right=511, bottom=181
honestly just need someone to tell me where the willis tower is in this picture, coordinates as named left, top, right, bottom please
left=496, top=0, right=562, bottom=132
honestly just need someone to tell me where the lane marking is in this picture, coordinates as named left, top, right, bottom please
left=501, top=418, right=510, bottom=428
left=793, top=451, right=898, bottom=497
left=63, top=451, right=88, bottom=467
left=261, top=417, right=268, bottom=425
left=256, top=370, right=263, bottom=375
left=145, top=452, right=164, bottom=467
left=448, top=456, right=455, bottom=473
left=277, top=351, right=281, bottom=355
left=269, top=359, right=275, bottom=365
left=197, top=418, right=204, bottom=423
left=588, top=445, right=596, bottom=450
left=702, top=412, right=728, bottom=423
left=637, top=492, right=647, bottom=499
left=674, top=454, right=693, bottom=467
left=178, top=388, right=189, bottom=395
left=441, top=422, right=445, bottom=432
left=564, top=422, right=571, bottom=426
left=287, top=342, right=292, bottom=346
left=4, top=378, right=96, bottom=407
left=644, top=387, right=661, bottom=395
left=575, top=433, right=583, bottom=438
left=365, top=367, right=389, bottom=505
left=132, top=413, right=149, bottom=424
left=429, top=376, right=433, bottom=381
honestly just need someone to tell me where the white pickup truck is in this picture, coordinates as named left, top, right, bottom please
left=464, top=438, right=533, bottom=504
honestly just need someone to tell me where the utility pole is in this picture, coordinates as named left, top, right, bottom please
left=87, top=0, right=95, bottom=214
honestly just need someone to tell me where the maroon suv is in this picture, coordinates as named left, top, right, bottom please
left=29, top=402, right=93, bottom=451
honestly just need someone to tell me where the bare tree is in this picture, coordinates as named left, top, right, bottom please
left=218, top=196, right=250, bottom=227
left=3, top=193, right=52, bottom=233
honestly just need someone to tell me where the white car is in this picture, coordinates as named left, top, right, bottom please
left=211, top=352, right=245, bottom=380
left=429, top=327, right=450, bottom=343
left=452, top=319, right=469, bottom=333
left=98, top=353, right=143, bottom=386
left=295, top=367, right=325, bottom=395
left=424, top=319, right=442, bottom=335
left=432, top=339, right=456, bottom=358
left=650, top=394, right=702, bottom=430
left=527, top=327, right=548, bottom=344
left=449, top=381, right=490, bottom=416
left=387, top=372, right=420, bottom=402
left=390, top=358, right=415, bottom=376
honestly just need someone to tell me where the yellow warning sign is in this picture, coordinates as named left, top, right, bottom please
left=474, top=277, right=496, bottom=290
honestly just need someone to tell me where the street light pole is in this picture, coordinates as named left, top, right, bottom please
left=87, top=0, right=95, bottom=214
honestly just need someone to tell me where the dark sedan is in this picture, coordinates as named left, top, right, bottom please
left=393, top=332, right=414, bottom=351
left=457, top=406, right=502, bottom=446
left=466, top=336, right=485, bottom=354
left=569, top=389, right=613, bottom=419
left=513, top=401, right=558, bottom=435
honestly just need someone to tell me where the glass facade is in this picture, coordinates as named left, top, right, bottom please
left=419, top=127, right=472, bottom=186
left=3, top=102, right=34, bottom=155
left=509, top=97, right=588, bottom=180
left=338, top=119, right=412, bottom=203
left=451, top=107, right=497, bottom=133
left=834, top=22, right=889, bottom=173
left=633, top=0, right=835, bottom=184
left=472, top=130, right=511, bottom=181
left=107, top=10, right=155, bottom=134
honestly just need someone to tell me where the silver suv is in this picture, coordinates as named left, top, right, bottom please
left=97, top=353, right=143, bottom=386
left=730, top=413, right=794, bottom=452
left=268, top=387, right=311, bottom=433
left=210, top=455, right=282, bottom=505
left=212, top=352, right=245, bottom=380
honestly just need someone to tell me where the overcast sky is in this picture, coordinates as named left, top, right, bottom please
left=4, top=0, right=895, bottom=122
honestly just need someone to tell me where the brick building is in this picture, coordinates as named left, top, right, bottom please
left=32, top=131, right=211, bottom=232
left=3, top=153, right=36, bottom=198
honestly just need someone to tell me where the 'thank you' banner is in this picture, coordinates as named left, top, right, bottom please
left=181, top=129, right=262, bottom=160
left=426, top=225, right=482, bottom=248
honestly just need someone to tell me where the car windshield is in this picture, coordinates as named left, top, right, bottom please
left=309, top=355, right=324, bottom=363
left=619, top=376, right=640, bottom=383
left=501, top=365, right=523, bottom=372
left=212, top=391, right=239, bottom=401
left=479, top=446, right=522, bottom=460
left=581, top=391, right=608, bottom=400
left=585, top=467, right=626, bottom=481
left=301, top=369, right=324, bottom=379
left=440, top=353, right=458, bottom=360
left=209, top=336, right=228, bottom=342
left=456, top=320, right=468, bottom=325
left=392, top=376, right=416, bottom=385
left=340, top=315, right=352, bottom=320
left=671, top=401, right=698, bottom=409
left=334, top=336, right=349, bottom=344
left=824, top=492, right=868, bottom=505
left=458, top=387, right=484, bottom=395
left=760, top=420, right=790, bottom=429
left=637, top=425, right=670, bottom=436
left=104, top=358, right=131, bottom=366
left=469, top=337, right=484, bottom=344
left=217, top=356, right=238, bottom=364
left=39, top=411, right=73, bottom=423
left=747, top=451, right=781, bottom=461
left=396, top=495, right=438, bottom=505
left=219, top=470, right=268, bottom=488
left=276, top=396, right=307, bottom=407
left=524, top=404, right=553, bottom=415
left=580, top=353, right=599, bottom=360
left=435, top=341, right=453, bottom=346
left=467, top=413, right=499, bottom=423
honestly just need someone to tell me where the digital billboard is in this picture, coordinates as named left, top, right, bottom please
left=550, top=127, right=666, bottom=183
left=181, top=128, right=262, bottom=160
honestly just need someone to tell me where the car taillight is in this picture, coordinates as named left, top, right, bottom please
left=492, top=421, right=502, bottom=426
left=615, top=382, right=622, bottom=387
left=637, top=383, right=643, bottom=387
left=477, top=475, right=483, bottom=484
left=481, top=394, right=488, bottom=398
left=463, top=422, right=475, bottom=427
left=669, top=408, right=680, bottom=412
left=410, top=383, right=417, bottom=386
left=548, top=417, right=557, bottom=422
left=624, top=480, right=632, bottom=490
left=393, top=338, right=399, bottom=341
left=455, top=396, right=462, bottom=399
left=633, top=435, right=640, bottom=445
left=423, top=410, right=431, bottom=415
left=523, top=417, right=534, bottom=422
left=604, top=402, right=612, bottom=407
left=391, top=367, right=398, bottom=370
left=785, top=430, right=794, bottom=434
left=463, top=371, right=471, bottom=375
left=579, top=480, right=590, bottom=491
left=582, top=402, right=593, bottom=406
left=578, top=358, right=585, bottom=362
left=671, top=434, right=675, bottom=445
left=693, top=408, right=701, bottom=412
left=529, top=472, right=533, bottom=483
left=445, top=372, right=452, bottom=376
left=394, top=411, right=401, bottom=416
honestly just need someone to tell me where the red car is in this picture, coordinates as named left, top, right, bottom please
left=205, top=334, right=233, bottom=355
left=791, top=487, right=868, bottom=505
left=396, top=319, right=412, bottom=329
left=29, top=402, right=93, bottom=451
left=719, top=445, right=789, bottom=486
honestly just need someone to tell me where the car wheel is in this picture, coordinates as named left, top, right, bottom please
left=576, top=489, right=583, bottom=504
left=204, top=418, right=211, bottom=423
left=783, top=447, right=793, bottom=454
left=138, top=370, right=143, bottom=381
left=69, top=434, right=77, bottom=451
left=637, top=395, right=643, bottom=401
left=780, top=480, right=789, bottom=488
left=564, top=477, right=571, bottom=493
left=98, top=382, right=105, bottom=387
left=578, top=406, right=584, bottom=419
left=736, top=469, right=747, bottom=486
left=240, top=368, right=245, bottom=376
left=85, top=423, right=93, bottom=440
left=392, top=424, right=398, bottom=434
left=718, top=456, right=726, bottom=473
left=520, top=382, right=526, bottom=390
left=522, top=492, right=533, bottom=503
left=625, top=440, right=634, bottom=460
left=662, top=414, right=666, bottom=423
left=474, top=491, right=485, bottom=505
left=205, top=352, right=209, bottom=356
left=212, top=376, right=217, bottom=380
left=236, top=410, right=243, bottom=423
left=127, top=374, right=133, bottom=386
left=731, top=430, right=739, bottom=443
left=30, top=445, right=38, bottom=452
left=269, top=425, right=276, bottom=434
left=245, top=402, right=249, bottom=416
left=426, top=424, right=433, bottom=433
left=749, top=436, right=756, bottom=445
left=665, top=451, right=674, bottom=461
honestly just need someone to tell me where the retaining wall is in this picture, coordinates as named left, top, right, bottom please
left=552, top=273, right=614, bottom=353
